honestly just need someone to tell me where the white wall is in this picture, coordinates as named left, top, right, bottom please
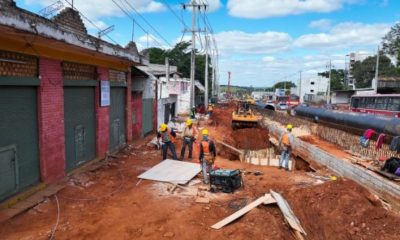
left=131, top=77, right=155, bottom=99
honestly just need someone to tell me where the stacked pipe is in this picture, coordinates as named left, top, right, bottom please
left=293, top=105, right=400, bottom=137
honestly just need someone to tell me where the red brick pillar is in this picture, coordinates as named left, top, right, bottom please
left=38, top=58, right=65, bottom=183
left=96, top=67, right=109, bottom=158
left=126, top=69, right=133, bottom=143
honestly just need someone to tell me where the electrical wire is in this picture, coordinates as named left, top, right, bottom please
left=160, top=0, right=188, bottom=28
left=121, top=0, right=172, bottom=47
left=62, top=0, right=119, bottom=45
left=111, top=0, right=165, bottom=48
left=49, top=195, right=60, bottom=240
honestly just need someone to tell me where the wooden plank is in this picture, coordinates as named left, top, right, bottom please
left=211, top=193, right=273, bottom=229
left=270, top=190, right=306, bottom=235
left=216, top=140, right=243, bottom=155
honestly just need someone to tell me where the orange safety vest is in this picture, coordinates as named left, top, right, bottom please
left=201, top=140, right=214, bottom=164
left=281, top=133, right=291, bottom=147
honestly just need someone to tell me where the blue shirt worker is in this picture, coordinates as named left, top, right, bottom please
left=157, top=123, right=178, bottom=160
left=279, top=124, right=294, bottom=171
left=199, top=129, right=217, bottom=184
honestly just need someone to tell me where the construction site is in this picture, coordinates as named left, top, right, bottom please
left=1, top=102, right=400, bottom=240
left=2, top=0, right=400, bottom=240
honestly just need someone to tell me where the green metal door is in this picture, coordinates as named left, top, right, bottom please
left=0, top=86, right=39, bottom=201
left=109, top=87, right=126, bottom=151
left=64, top=87, right=96, bottom=171
left=142, top=98, right=153, bottom=135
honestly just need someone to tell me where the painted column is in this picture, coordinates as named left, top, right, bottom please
left=126, top=69, right=133, bottom=143
left=38, top=57, right=65, bottom=182
left=96, top=67, right=109, bottom=158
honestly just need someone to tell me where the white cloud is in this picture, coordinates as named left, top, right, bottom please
left=262, top=56, right=275, bottom=62
left=295, top=22, right=391, bottom=50
left=215, top=31, right=292, bottom=55
left=203, top=0, right=222, bottom=12
left=25, top=0, right=165, bottom=20
left=309, top=19, right=332, bottom=31
left=227, top=0, right=359, bottom=19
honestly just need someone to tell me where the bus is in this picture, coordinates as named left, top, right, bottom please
left=350, top=94, right=400, bottom=117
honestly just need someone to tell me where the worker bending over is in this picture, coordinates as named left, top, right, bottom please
left=157, top=123, right=178, bottom=160
left=199, top=129, right=217, bottom=184
left=279, top=124, right=294, bottom=171
left=180, top=119, right=197, bottom=161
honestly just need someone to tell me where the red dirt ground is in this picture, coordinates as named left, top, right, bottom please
left=1, top=105, right=400, bottom=240
left=232, top=128, right=270, bottom=150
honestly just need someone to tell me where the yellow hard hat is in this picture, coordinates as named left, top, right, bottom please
left=160, top=123, right=167, bottom=131
left=202, top=129, right=209, bottom=136
left=330, top=175, right=337, bottom=181
left=186, top=119, right=193, bottom=126
left=286, top=124, right=293, bottom=130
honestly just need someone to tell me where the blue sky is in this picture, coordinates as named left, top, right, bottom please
left=16, top=0, right=400, bottom=87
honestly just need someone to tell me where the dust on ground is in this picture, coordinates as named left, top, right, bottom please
left=1, top=105, right=400, bottom=240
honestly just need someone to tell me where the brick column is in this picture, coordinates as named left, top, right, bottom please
left=96, top=67, right=109, bottom=158
left=38, top=58, right=65, bottom=183
left=126, top=70, right=133, bottom=143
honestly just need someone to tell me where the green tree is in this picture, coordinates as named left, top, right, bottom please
left=351, top=55, right=399, bottom=88
left=146, top=41, right=212, bottom=97
left=273, top=81, right=296, bottom=90
left=382, top=22, right=400, bottom=67
left=318, top=69, right=345, bottom=91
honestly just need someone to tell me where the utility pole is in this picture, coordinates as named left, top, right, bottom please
left=204, top=34, right=209, bottom=108
left=374, top=46, right=380, bottom=93
left=183, top=0, right=207, bottom=109
left=327, top=60, right=332, bottom=104
left=299, top=71, right=302, bottom=103
left=211, top=49, right=215, bottom=97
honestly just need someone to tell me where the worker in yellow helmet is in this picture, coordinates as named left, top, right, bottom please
left=278, top=124, right=294, bottom=171
left=199, top=128, right=217, bottom=184
left=157, top=123, right=178, bottom=160
left=180, top=119, right=197, bottom=161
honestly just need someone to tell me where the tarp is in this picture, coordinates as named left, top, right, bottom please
left=138, top=160, right=201, bottom=184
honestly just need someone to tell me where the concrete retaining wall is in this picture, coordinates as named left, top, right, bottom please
left=268, top=123, right=400, bottom=205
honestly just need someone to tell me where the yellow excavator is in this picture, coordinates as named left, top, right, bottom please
left=231, top=100, right=259, bottom=129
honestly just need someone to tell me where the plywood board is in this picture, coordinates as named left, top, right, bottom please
left=270, top=190, right=306, bottom=235
left=211, top=193, right=274, bottom=229
left=138, top=160, right=201, bottom=185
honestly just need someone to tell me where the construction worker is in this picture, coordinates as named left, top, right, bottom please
left=180, top=119, right=197, bottom=160
left=157, top=123, right=178, bottom=160
left=279, top=124, right=294, bottom=171
left=207, top=104, right=214, bottom=116
left=199, top=129, right=217, bottom=184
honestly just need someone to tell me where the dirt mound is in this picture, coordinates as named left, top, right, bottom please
left=285, top=179, right=400, bottom=240
left=232, top=128, right=270, bottom=150
left=210, top=104, right=235, bottom=127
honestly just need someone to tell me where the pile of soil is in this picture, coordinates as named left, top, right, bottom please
left=285, top=179, right=400, bottom=240
left=210, top=104, right=235, bottom=127
left=232, top=128, right=270, bottom=150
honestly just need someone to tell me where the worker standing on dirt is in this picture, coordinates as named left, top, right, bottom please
left=279, top=124, right=294, bottom=171
left=199, top=129, right=217, bottom=184
left=157, top=123, right=178, bottom=160
left=180, top=119, right=197, bottom=161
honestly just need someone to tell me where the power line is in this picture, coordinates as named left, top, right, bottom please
left=121, top=0, right=172, bottom=47
left=160, top=0, right=188, bottom=28
left=111, top=0, right=165, bottom=48
left=62, top=0, right=119, bottom=45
